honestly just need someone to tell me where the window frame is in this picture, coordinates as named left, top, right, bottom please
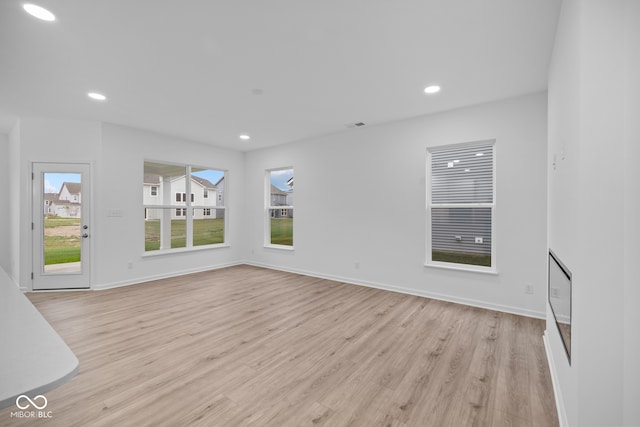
left=426, top=140, right=497, bottom=274
left=265, top=167, right=294, bottom=250
left=143, top=160, right=228, bottom=255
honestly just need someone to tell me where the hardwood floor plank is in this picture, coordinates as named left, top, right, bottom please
left=0, top=265, right=558, bottom=427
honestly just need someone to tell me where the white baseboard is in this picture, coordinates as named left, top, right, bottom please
left=244, top=261, right=546, bottom=319
left=93, top=261, right=243, bottom=291
left=543, top=330, right=569, bottom=427
left=29, top=260, right=546, bottom=319
left=1, top=266, right=25, bottom=293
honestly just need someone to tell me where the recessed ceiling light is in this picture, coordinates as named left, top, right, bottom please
left=424, top=85, right=441, bottom=94
left=23, top=4, right=56, bottom=21
left=239, top=134, right=250, bottom=140
left=87, top=92, right=107, bottom=101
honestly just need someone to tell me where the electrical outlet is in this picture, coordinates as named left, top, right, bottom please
left=354, top=261, right=360, bottom=270
left=127, top=261, right=133, bottom=269
left=524, top=284, right=534, bottom=294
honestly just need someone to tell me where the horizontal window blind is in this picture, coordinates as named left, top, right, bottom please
left=430, top=143, right=493, bottom=204
left=431, top=207, right=491, bottom=254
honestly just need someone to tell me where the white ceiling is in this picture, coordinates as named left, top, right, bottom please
left=0, top=0, right=560, bottom=151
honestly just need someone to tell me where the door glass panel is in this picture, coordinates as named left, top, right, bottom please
left=43, top=173, right=82, bottom=274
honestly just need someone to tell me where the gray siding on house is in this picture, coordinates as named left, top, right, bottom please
left=270, top=208, right=293, bottom=219
left=431, top=207, right=491, bottom=254
left=270, top=184, right=293, bottom=218
left=215, top=176, right=225, bottom=219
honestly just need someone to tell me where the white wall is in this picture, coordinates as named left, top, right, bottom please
left=95, top=123, right=244, bottom=289
left=545, top=1, right=581, bottom=422
left=8, top=121, right=21, bottom=285
left=623, top=1, right=640, bottom=424
left=547, top=1, right=639, bottom=425
left=8, top=119, right=244, bottom=291
left=0, top=133, right=9, bottom=273
left=16, top=118, right=102, bottom=290
left=245, top=93, right=548, bottom=317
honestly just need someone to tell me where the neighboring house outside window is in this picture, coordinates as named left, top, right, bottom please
left=44, top=183, right=81, bottom=218
left=143, top=161, right=226, bottom=252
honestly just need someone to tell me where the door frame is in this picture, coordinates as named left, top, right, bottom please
left=32, top=162, right=92, bottom=290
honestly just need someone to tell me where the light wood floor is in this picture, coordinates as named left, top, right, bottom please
left=0, top=265, right=558, bottom=427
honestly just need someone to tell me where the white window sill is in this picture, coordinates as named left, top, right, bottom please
left=264, top=244, right=295, bottom=251
left=424, top=262, right=498, bottom=275
left=142, top=244, right=230, bottom=258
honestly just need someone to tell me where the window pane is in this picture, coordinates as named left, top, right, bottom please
left=268, top=168, right=294, bottom=246
left=269, top=169, right=293, bottom=207
left=43, top=173, right=82, bottom=273
left=431, top=207, right=491, bottom=267
left=191, top=167, right=225, bottom=206
left=431, top=143, right=493, bottom=204
left=269, top=208, right=293, bottom=246
left=144, top=161, right=187, bottom=206
left=193, top=209, right=225, bottom=246
left=144, top=163, right=226, bottom=252
left=144, top=208, right=187, bottom=251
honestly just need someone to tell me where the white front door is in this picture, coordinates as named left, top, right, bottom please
left=32, top=163, right=91, bottom=290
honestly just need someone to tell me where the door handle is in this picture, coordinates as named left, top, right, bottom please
left=82, top=233, right=89, bottom=238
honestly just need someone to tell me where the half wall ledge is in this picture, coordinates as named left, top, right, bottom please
left=0, top=268, right=78, bottom=411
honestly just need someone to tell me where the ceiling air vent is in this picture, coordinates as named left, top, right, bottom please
left=345, top=122, right=366, bottom=128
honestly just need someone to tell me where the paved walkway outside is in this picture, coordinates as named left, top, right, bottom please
left=44, top=261, right=81, bottom=274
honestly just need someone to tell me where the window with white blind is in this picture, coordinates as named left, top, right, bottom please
left=426, top=140, right=496, bottom=272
